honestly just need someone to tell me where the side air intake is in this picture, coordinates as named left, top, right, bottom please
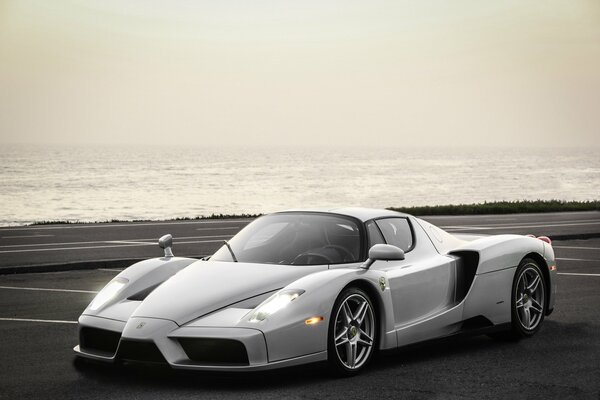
left=450, top=250, right=479, bottom=303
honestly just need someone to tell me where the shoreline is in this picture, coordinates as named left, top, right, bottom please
left=13, top=200, right=599, bottom=227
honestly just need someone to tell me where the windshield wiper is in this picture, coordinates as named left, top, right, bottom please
left=223, top=240, right=238, bottom=262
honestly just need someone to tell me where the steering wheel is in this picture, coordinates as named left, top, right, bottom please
left=322, top=245, right=355, bottom=262
left=291, top=252, right=334, bottom=265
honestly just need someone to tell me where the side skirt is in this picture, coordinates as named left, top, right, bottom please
left=381, top=319, right=512, bottom=355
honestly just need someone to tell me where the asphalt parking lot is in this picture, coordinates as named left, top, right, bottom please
left=0, top=212, right=598, bottom=399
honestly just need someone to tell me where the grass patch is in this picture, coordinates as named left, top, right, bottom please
left=388, top=200, right=600, bottom=216
left=28, top=200, right=599, bottom=225
left=30, top=213, right=262, bottom=226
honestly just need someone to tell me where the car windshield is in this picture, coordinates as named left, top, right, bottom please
left=210, top=213, right=362, bottom=265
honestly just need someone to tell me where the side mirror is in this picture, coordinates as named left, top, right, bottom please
left=362, top=244, right=405, bottom=269
left=158, top=234, right=174, bottom=258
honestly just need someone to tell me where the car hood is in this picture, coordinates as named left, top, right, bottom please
left=131, top=260, right=322, bottom=326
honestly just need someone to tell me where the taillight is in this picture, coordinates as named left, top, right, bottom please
left=537, top=236, right=552, bottom=245
left=526, top=234, right=551, bottom=245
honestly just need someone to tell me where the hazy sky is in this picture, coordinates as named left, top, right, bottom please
left=0, top=0, right=599, bottom=147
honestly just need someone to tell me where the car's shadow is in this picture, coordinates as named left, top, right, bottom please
left=71, top=320, right=572, bottom=390
left=73, top=355, right=331, bottom=390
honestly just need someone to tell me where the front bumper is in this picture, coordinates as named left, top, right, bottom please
left=74, top=315, right=326, bottom=371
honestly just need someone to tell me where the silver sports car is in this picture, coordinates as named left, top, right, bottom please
left=74, top=208, right=557, bottom=375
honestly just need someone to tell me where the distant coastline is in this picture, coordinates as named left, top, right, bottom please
left=28, top=200, right=599, bottom=226
left=3, top=145, right=598, bottom=227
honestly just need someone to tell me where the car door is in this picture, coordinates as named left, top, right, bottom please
left=371, top=218, right=455, bottom=331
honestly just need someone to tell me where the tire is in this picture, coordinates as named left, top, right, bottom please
left=492, top=258, right=546, bottom=340
left=327, top=287, right=377, bottom=377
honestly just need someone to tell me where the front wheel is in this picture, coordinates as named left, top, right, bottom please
left=327, top=287, right=377, bottom=376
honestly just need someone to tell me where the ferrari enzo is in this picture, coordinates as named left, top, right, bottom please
left=74, top=208, right=557, bottom=375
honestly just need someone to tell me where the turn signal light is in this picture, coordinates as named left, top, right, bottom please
left=305, top=316, right=324, bottom=325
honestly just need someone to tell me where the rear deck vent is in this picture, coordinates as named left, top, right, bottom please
left=178, top=338, right=249, bottom=366
left=79, top=327, right=121, bottom=356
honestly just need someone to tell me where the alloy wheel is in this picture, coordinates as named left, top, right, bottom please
left=515, top=264, right=545, bottom=331
left=333, top=293, right=375, bottom=370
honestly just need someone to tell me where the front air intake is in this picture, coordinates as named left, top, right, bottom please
left=79, top=327, right=121, bottom=356
left=116, top=340, right=167, bottom=364
left=178, top=338, right=249, bottom=366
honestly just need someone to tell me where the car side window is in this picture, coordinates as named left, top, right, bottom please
left=375, top=218, right=413, bottom=252
left=366, top=220, right=385, bottom=249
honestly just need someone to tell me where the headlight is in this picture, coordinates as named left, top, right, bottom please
left=248, top=289, right=305, bottom=322
left=89, top=277, right=128, bottom=311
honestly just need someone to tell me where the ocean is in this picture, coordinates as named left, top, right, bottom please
left=0, top=144, right=598, bottom=226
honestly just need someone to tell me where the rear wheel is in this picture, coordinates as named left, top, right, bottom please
left=327, top=287, right=377, bottom=376
left=512, top=258, right=546, bottom=336
left=491, top=258, right=546, bottom=340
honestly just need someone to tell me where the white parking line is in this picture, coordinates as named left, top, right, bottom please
left=0, top=286, right=98, bottom=294
left=557, top=272, right=600, bottom=277
left=0, top=239, right=227, bottom=254
left=556, top=258, right=599, bottom=262
left=98, top=268, right=124, bottom=272
left=196, top=227, right=240, bottom=231
left=106, top=241, right=156, bottom=245
left=443, top=221, right=600, bottom=230
left=0, top=317, right=77, bottom=324
left=2, top=234, right=54, bottom=239
left=0, top=235, right=233, bottom=249
left=443, top=219, right=600, bottom=228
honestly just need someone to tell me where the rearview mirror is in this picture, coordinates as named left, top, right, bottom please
left=362, top=244, right=405, bottom=269
left=158, top=234, right=174, bottom=258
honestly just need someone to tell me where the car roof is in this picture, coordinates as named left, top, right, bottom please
left=277, top=207, right=410, bottom=222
